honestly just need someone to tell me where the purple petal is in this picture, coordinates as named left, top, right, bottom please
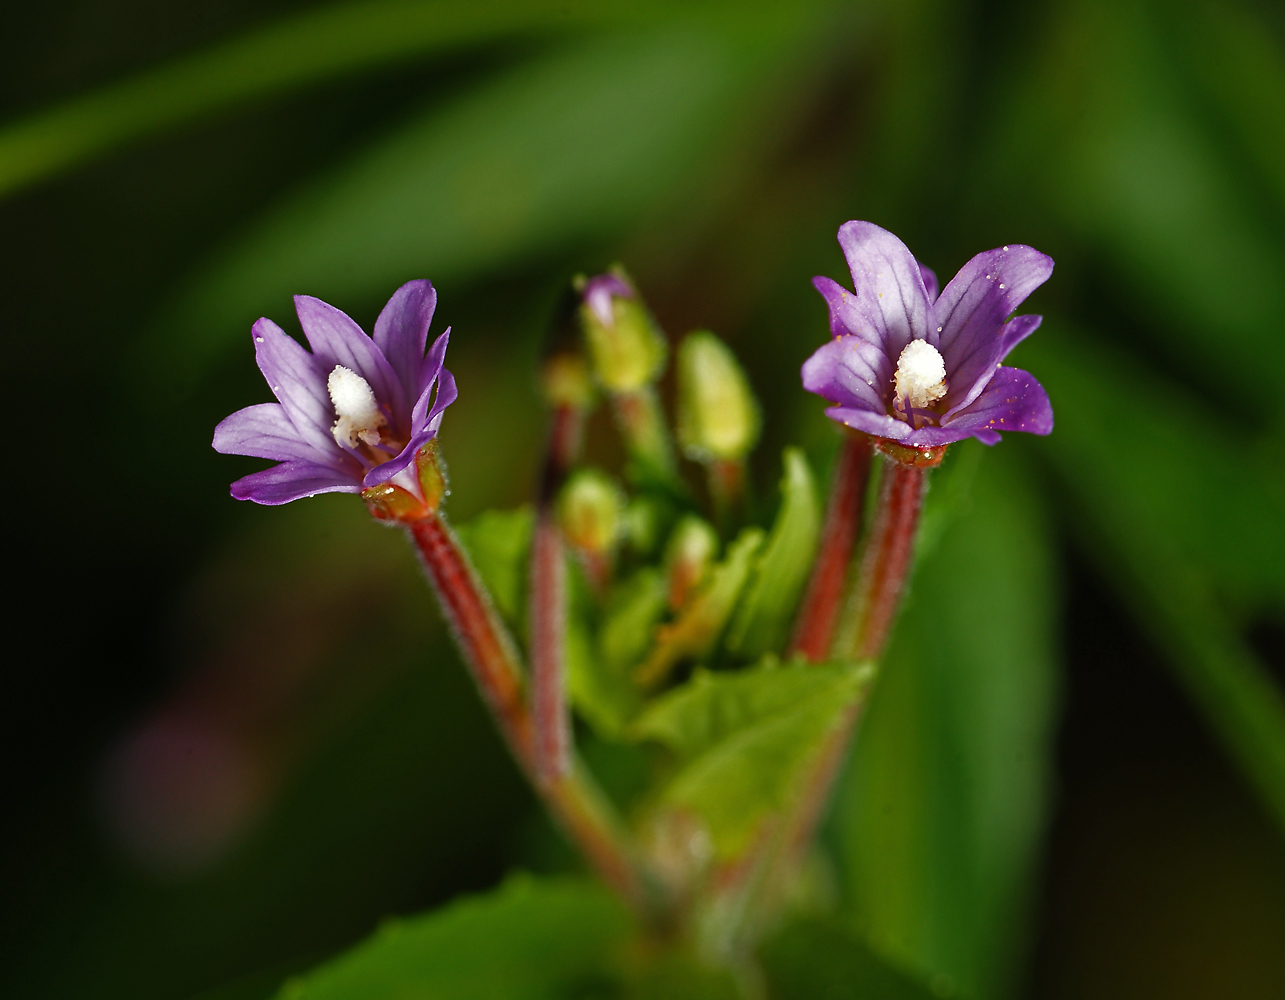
left=252, top=317, right=335, bottom=453
left=919, top=264, right=939, bottom=303
left=998, top=313, right=1043, bottom=356
left=294, top=295, right=407, bottom=432
left=801, top=335, right=891, bottom=413
left=230, top=460, right=361, bottom=505
left=373, top=280, right=437, bottom=410
left=934, top=245, right=1052, bottom=366
left=940, top=366, right=1053, bottom=443
left=410, top=330, right=452, bottom=430
left=368, top=367, right=460, bottom=490
left=583, top=274, right=633, bottom=326
left=823, top=406, right=912, bottom=441
left=425, top=367, right=458, bottom=435
left=832, top=220, right=934, bottom=356
left=213, top=402, right=344, bottom=466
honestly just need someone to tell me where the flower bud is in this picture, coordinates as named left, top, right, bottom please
left=662, top=515, right=719, bottom=611
left=540, top=351, right=595, bottom=410
left=675, top=331, right=761, bottom=463
left=576, top=271, right=667, bottom=393
left=557, top=469, right=624, bottom=558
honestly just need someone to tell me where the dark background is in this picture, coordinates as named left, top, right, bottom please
left=2, top=2, right=1283, bottom=998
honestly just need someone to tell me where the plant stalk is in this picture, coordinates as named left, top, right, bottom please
left=405, top=510, right=649, bottom=909
left=789, top=431, right=872, bottom=662
left=530, top=400, right=584, bottom=782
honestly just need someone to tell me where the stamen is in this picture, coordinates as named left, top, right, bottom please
left=327, top=365, right=386, bottom=448
left=892, top=340, right=947, bottom=417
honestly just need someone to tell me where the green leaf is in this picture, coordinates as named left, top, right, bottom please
left=761, top=916, right=938, bottom=1000
left=155, top=16, right=820, bottom=383
left=1023, top=328, right=1285, bottom=610
left=986, top=0, right=1285, bottom=391
left=566, top=569, right=664, bottom=738
left=634, top=661, right=871, bottom=858
left=454, top=507, right=534, bottom=626
left=1027, top=326, right=1285, bottom=835
left=635, top=528, right=764, bottom=687
left=274, top=875, right=631, bottom=999
left=725, top=448, right=820, bottom=660
left=836, top=450, right=1058, bottom=1000
left=0, top=0, right=664, bottom=198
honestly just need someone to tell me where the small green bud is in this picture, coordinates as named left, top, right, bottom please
left=540, top=351, right=594, bottom=410
left=662, top=515, right=719, bottom=610
left=675, top=331, right=761, bottom=462
left=557, top=469, right=624, bottom=557
left=576, top=271, right=667, bottom=393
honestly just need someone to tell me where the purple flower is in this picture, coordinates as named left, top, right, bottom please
left=801, top=221, right=1054, bottom=446
left=213, top=280, right=457, bottom=504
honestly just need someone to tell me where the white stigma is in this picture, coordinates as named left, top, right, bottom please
left=327, top=365, right=386, bottom=448
left=893, top=340, right=948, bottom=413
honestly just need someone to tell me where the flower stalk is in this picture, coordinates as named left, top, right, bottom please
left=832, top=443, right=943, bottom=662
left=530, top=355, right=591, bottom=783
left=789, top=430, right=873, bottom=662
left=406, top=502, right=650, bottom=909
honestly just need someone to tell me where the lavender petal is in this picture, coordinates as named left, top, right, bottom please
left=373, top=279, right=437, bottom=410
left=834, top=220, right=934, bottom=356
left=213, top=402, right=344, bottom=466
left=295, top=295, right=407, bottom=431
left=230, top=460, right=361, bottom=505
left=252, top=317, right=335, bottom=453
left=998, top=313, right=1043, bottom=356
left=801, top=335, right=892, bottom=413
left=934, top=245, right=1053, bottom=369
left=823, top=406, right=912, bottom=441
left=919, top=263, right=939, bottom=303
left=941, top=366, right=1053, bottom=442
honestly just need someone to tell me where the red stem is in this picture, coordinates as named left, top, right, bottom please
left=531, top=512, right=570, bottom=781
left=408, top=515, right=535, bottom=763
left=790, top=432, right=873, bottom=662
left=407, top=511, right=648, bottom=908
left=835, top=457, right=926, bottom=662
left=530, top=401, right=584, bottom=781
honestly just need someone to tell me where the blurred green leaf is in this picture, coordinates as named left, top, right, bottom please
left=567, top=569, right=663, bottom=739
left=1173, top=0, right=1285, bottom=216
left=0, top=0, right=670, bottom=198
left=988, top=0, right=1285, bottom=394
left=636, top=528, right=764, bottom=687
left=274, top=874, right=630, bottom=999
left=837, top=450, right=1058, bottom=1000
left=1023, top=328, right=1285, bottom=610
left=1029, top=326, right=1285, bottom=835
left=635, top=661, right=870, bottom=858
left=156, top=13, right=824, bottom=383
left=454, top=506, right=534, bottom=626
left=761, top=916, right=937, bottom=1000
left=725, top=448, right=820, bottom=660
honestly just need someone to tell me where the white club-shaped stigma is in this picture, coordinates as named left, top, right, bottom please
left=893, top=340, right=948, bottom=413
left=328, top=365, right=386, bottom=448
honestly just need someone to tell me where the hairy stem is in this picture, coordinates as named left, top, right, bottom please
left=832, top=456, right=926, bottom=662
left=530, top=401, right=583, bottom=782
left=790, top=431, right=872, bottom=661
left=406, top=511, right=648, bottom=908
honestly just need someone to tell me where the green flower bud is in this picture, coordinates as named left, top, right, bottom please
left=557, top=469, right=624, bottom=557
left=576, top=271, right=667, bottom=393
left=662, top=515, right=719, bottom=610
left=675, top=331, right=761, bottom=463
left=540, top=351, right=595, bottom=410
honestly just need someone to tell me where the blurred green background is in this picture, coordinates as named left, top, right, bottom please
left=2, top=1, right=1284, bottom=997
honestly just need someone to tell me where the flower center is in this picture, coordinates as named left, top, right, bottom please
left=892, top=340, right=947, bottom=416
left=328, top=365, right=386, bottom=448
